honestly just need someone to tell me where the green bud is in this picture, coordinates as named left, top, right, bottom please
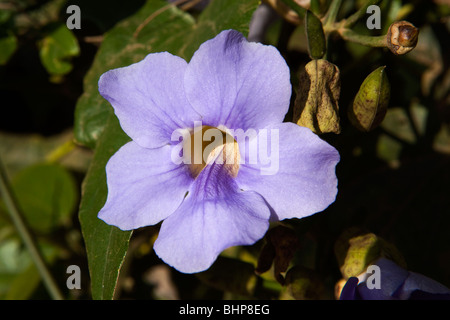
left=305, top=10, right=326, bottom=59
left=293, top=59, right=341, bottom=134
left=348, top=66, right=390, bottom=132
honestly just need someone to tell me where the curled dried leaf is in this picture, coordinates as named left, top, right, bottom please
left=256, top=226, right=300, bottom=284
left=293, top=59, right=341, bottom=134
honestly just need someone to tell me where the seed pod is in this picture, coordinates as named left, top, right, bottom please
left=386, top=21, right=419, bottom=55
left=293, top=59, right=341, bottom=134
left=348, top=66, right=390, bottom=132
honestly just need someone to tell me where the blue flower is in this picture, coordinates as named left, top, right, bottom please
left=97, top=30, right=339, bottom=273
left=340, top=258, right=450, bottom=300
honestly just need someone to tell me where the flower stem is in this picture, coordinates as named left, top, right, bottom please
left=0, top=158, right=64, bottom=300
left=338, top=28, right=387, bottom=47
left=45, top=139, right=76, bottom=163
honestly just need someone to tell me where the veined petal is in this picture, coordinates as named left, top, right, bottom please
left=184, top=29, right=291, bottom=131
left=235, top=122, right=339, bottom=221
left=154, top=158, right=271, bottom=273
left=98, top=141, right=193, bottom=230
left=99, top=52, right=201, bottom=149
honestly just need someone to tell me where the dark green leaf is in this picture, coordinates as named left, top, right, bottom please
left=305, top=10, right=326, bottom=59
left=78, top=113, right=132, bottom=300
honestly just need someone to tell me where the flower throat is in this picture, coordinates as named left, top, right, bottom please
left=183, top=125, right=240, bottom=179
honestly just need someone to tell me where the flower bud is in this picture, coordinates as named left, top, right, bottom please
left=348, top=66, right=390, bottom=132
left=386, top=21, right=419, bottom=55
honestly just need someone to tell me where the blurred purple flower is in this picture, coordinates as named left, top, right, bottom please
left=340, top=258, right=450, bottom=300
left=97, top=30, right=339, bottom=273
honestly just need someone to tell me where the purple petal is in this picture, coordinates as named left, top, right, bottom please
left=98, top=141, right=193, bottom=230
left=235, top=122, right=339, bottom=221
left=357, top=258, right=450, bottom=300
left=99, top=52, right=200, bottom=149
left=357, top=258, right=409, bottom=300
left=340, top=277, right=360, bottom=300
left=184, top=29, right=291, bottom=131
left=400, top=272, right=450, bottom=299
left=153, top=159, right=271, bottom=273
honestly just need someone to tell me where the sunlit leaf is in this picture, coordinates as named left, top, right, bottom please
left=37, top=23, right=80, bottom=75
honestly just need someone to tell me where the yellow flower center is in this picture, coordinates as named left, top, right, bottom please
left=184, top=126, right=240, bottom=179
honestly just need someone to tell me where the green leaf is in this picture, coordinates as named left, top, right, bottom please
left=0, top=32, right=17, bottom=65
left=76, top=0, right=260, bottom=300
left=78, top=113, right=132, bottom=300
left=10, top=163, right=78, bottom=234
left=4, top=240, right=58, bottom=300
left=376, top=133, right=402, bottom=168
left=38, top=23, right=80, bottom=75
left=305, top=10, right=326, bottom=59
left=4, top=263, right=41, bottom=300
left=0, top=237, right=58, bottom=299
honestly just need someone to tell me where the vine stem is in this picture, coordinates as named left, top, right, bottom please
left=323, top=0, right=342, bottom=29
left=338, top=28, right=387, bottom=47
left=0, top=158, right=64, bottom=300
